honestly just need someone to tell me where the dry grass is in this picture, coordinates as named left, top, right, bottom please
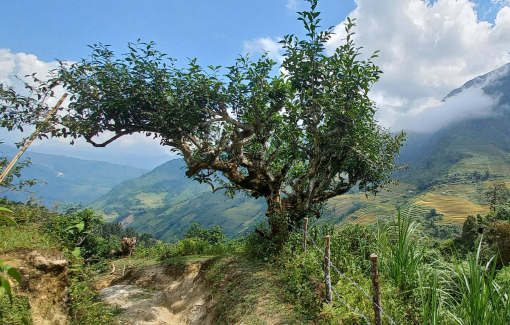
left=327, top=183, right=418, bottom=225
left=415, top=192, right=489, bottom=224
left=489, top=164, right=510, bottom=176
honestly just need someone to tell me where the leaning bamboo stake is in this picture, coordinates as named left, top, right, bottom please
left=303, top=217, right=308, bottom=258
left=370, top=254, right=382, bottom=325
left=0, top=93, right=68, bottom=184
left=324, top=235, right=332, bottom=305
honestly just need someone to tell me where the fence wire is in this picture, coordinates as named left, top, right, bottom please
left=302, top=243, right=372, bottom=324
left=289, top=223, right=397, bottom=325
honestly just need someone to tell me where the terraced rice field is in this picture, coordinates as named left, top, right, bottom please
left=415, top=192, right=489, bottom=224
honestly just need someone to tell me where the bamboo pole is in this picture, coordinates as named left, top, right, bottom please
left=370, top=253, right=382, bottom=325
left=324, top=235, right=332, bottom=305
left=0, top=93, right=68, bottom=184
left=303, top=217, right=308, bottom=257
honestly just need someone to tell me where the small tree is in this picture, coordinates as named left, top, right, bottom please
left=0, top=0, right=405, bottom=240
left=485, top=181, right=510, bottom=212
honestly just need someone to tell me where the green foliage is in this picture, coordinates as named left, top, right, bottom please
left=0, top=259, right=22, bottom=305
left=0, top=207, right=16, bottom=225
left=0, top=295, right=32, bottom=325
left=243, top=222, right=278, bottom=260
left=379, top=209, right=425, bottom=292
left=485, top=181, right=510, bottom=212
left=0, top=206, right=23, bottom=306
left=184, top=223, right=227, bottom=244
left=0, top=143, right=37, bottom=193
left=159, top=223, right=242, bottom=259
left=68, top=276, right=118, bottom=325
left=45, top=208, right=116, bottom=260
left=450, top=240, right=510, bottom=325
left=0, top=0, right=405, bottom=237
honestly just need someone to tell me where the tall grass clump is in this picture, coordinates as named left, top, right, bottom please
left=417, top=267, right=447, bottom=325
left=380, top=209, right=425, bottom=292
left=449, top=238, right=510, bottom=325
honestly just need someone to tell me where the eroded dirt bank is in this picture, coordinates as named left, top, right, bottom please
left=96, top=259, right=215, bottom=325
left=0, top=249, right=70, bottom=325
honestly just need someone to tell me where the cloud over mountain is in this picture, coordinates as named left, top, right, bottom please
left=325, top=0, right=510, bottom=132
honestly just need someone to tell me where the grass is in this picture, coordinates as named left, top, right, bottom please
left=205, top=254, right=307, bottom=324
left=0, top=295, right=32, bottom=325
left=134, top=192, right=167, bottom=208
left=0, top=224, right=56, bottom=253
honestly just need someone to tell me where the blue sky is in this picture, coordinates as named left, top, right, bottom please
left=0, top=0, right=354, bottom=66
left=1, top=0, right=510, bottom=169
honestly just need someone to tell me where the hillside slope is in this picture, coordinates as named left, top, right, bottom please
left=90, top=159, right=268, bottom=241
left=397, top=63, right=510, bottom=188
left=0, top=145, right=148, bottom=206
left=92, top=63, right=510, bottom=237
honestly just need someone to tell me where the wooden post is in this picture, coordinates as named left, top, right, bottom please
left=370, top=254, right=382, bottom=325
left=0, top=93, right=68, bottom=184
left=324, top=235, right=332, bottom=305
left=303, top=217, right=308, bottom=257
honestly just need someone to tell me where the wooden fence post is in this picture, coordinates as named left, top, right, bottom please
left=370, top=254, right=382, bottom=325
left=324, top=235, right=332, bottom=305
left=303, top=217, right=308, bottom=258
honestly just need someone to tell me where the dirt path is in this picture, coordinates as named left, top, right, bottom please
left=97, top=260, right=214, bottom=325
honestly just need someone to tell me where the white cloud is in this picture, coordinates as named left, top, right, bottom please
left=0, top=49, right=174, bottom=167
left=390, top=88, right=499, bottom=133
left=286, top=0, right=300, bottom=11
left=493, top=0, right=510, bottom=6
left=324, top=0, right=510, bottom=133
left=243, top=37, right=284, bottom=63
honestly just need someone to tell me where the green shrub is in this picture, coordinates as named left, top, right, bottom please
left=159, top=224, right=242, bottom=259
left=68, top=277, right=118, bottom=325
left=0, top=295, right=32, bottom=325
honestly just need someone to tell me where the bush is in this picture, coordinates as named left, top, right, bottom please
left=159, top=224, right=242, bottom=259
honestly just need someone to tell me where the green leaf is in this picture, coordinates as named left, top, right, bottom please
left=0, top=214, right=17, bottom=225
left=7, top=268, right=22, bottom=284
left=75, top=221, right=85, bottom=232
left=1, top=277, right=13, bottom=304
left=72, top=247, right=81, bottom=257
left=65, top=221, right=85, bottom=233
left=0, top=207, right=14, bottom=213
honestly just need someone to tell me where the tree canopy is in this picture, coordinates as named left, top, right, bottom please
left=0, top=0, right=405, bottom=238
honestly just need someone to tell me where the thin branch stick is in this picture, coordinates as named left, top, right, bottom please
left=0, top=93, right=68, bottom=184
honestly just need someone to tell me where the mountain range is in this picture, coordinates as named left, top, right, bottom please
left=0, top=145, right=148, bottom=206
left=2, top=63, right=510, bottom=240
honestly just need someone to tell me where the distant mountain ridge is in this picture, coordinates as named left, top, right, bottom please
left=91, top=62, right=510, bottom=240
left=89, top=159, right=267, bottom=241
left=0, top=145, right=148, bottom=206
left=397, top=62, right=510, bottom=188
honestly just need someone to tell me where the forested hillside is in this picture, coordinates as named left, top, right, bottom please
left=89, top=62, right=510, bottom=240
left=0, top=145, right=148, bottom=206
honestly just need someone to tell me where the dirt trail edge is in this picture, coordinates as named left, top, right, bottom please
left=97, top=259, right=215, bottom=325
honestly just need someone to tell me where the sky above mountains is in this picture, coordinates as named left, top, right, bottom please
left=1, top=0, right=510, bottom=168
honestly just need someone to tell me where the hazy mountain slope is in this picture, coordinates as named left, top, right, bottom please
left=92, top=63, right=510, bottom=239
left=89, top=159, right=267, bottom=241
left=396, top=63, right=510, bottom=188
left=0, top=145, right=148, bottom=206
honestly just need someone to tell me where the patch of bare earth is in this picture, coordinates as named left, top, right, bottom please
left=97, top=260, right=215, bottom=325
left=0, top=249, right=70, bottom=325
